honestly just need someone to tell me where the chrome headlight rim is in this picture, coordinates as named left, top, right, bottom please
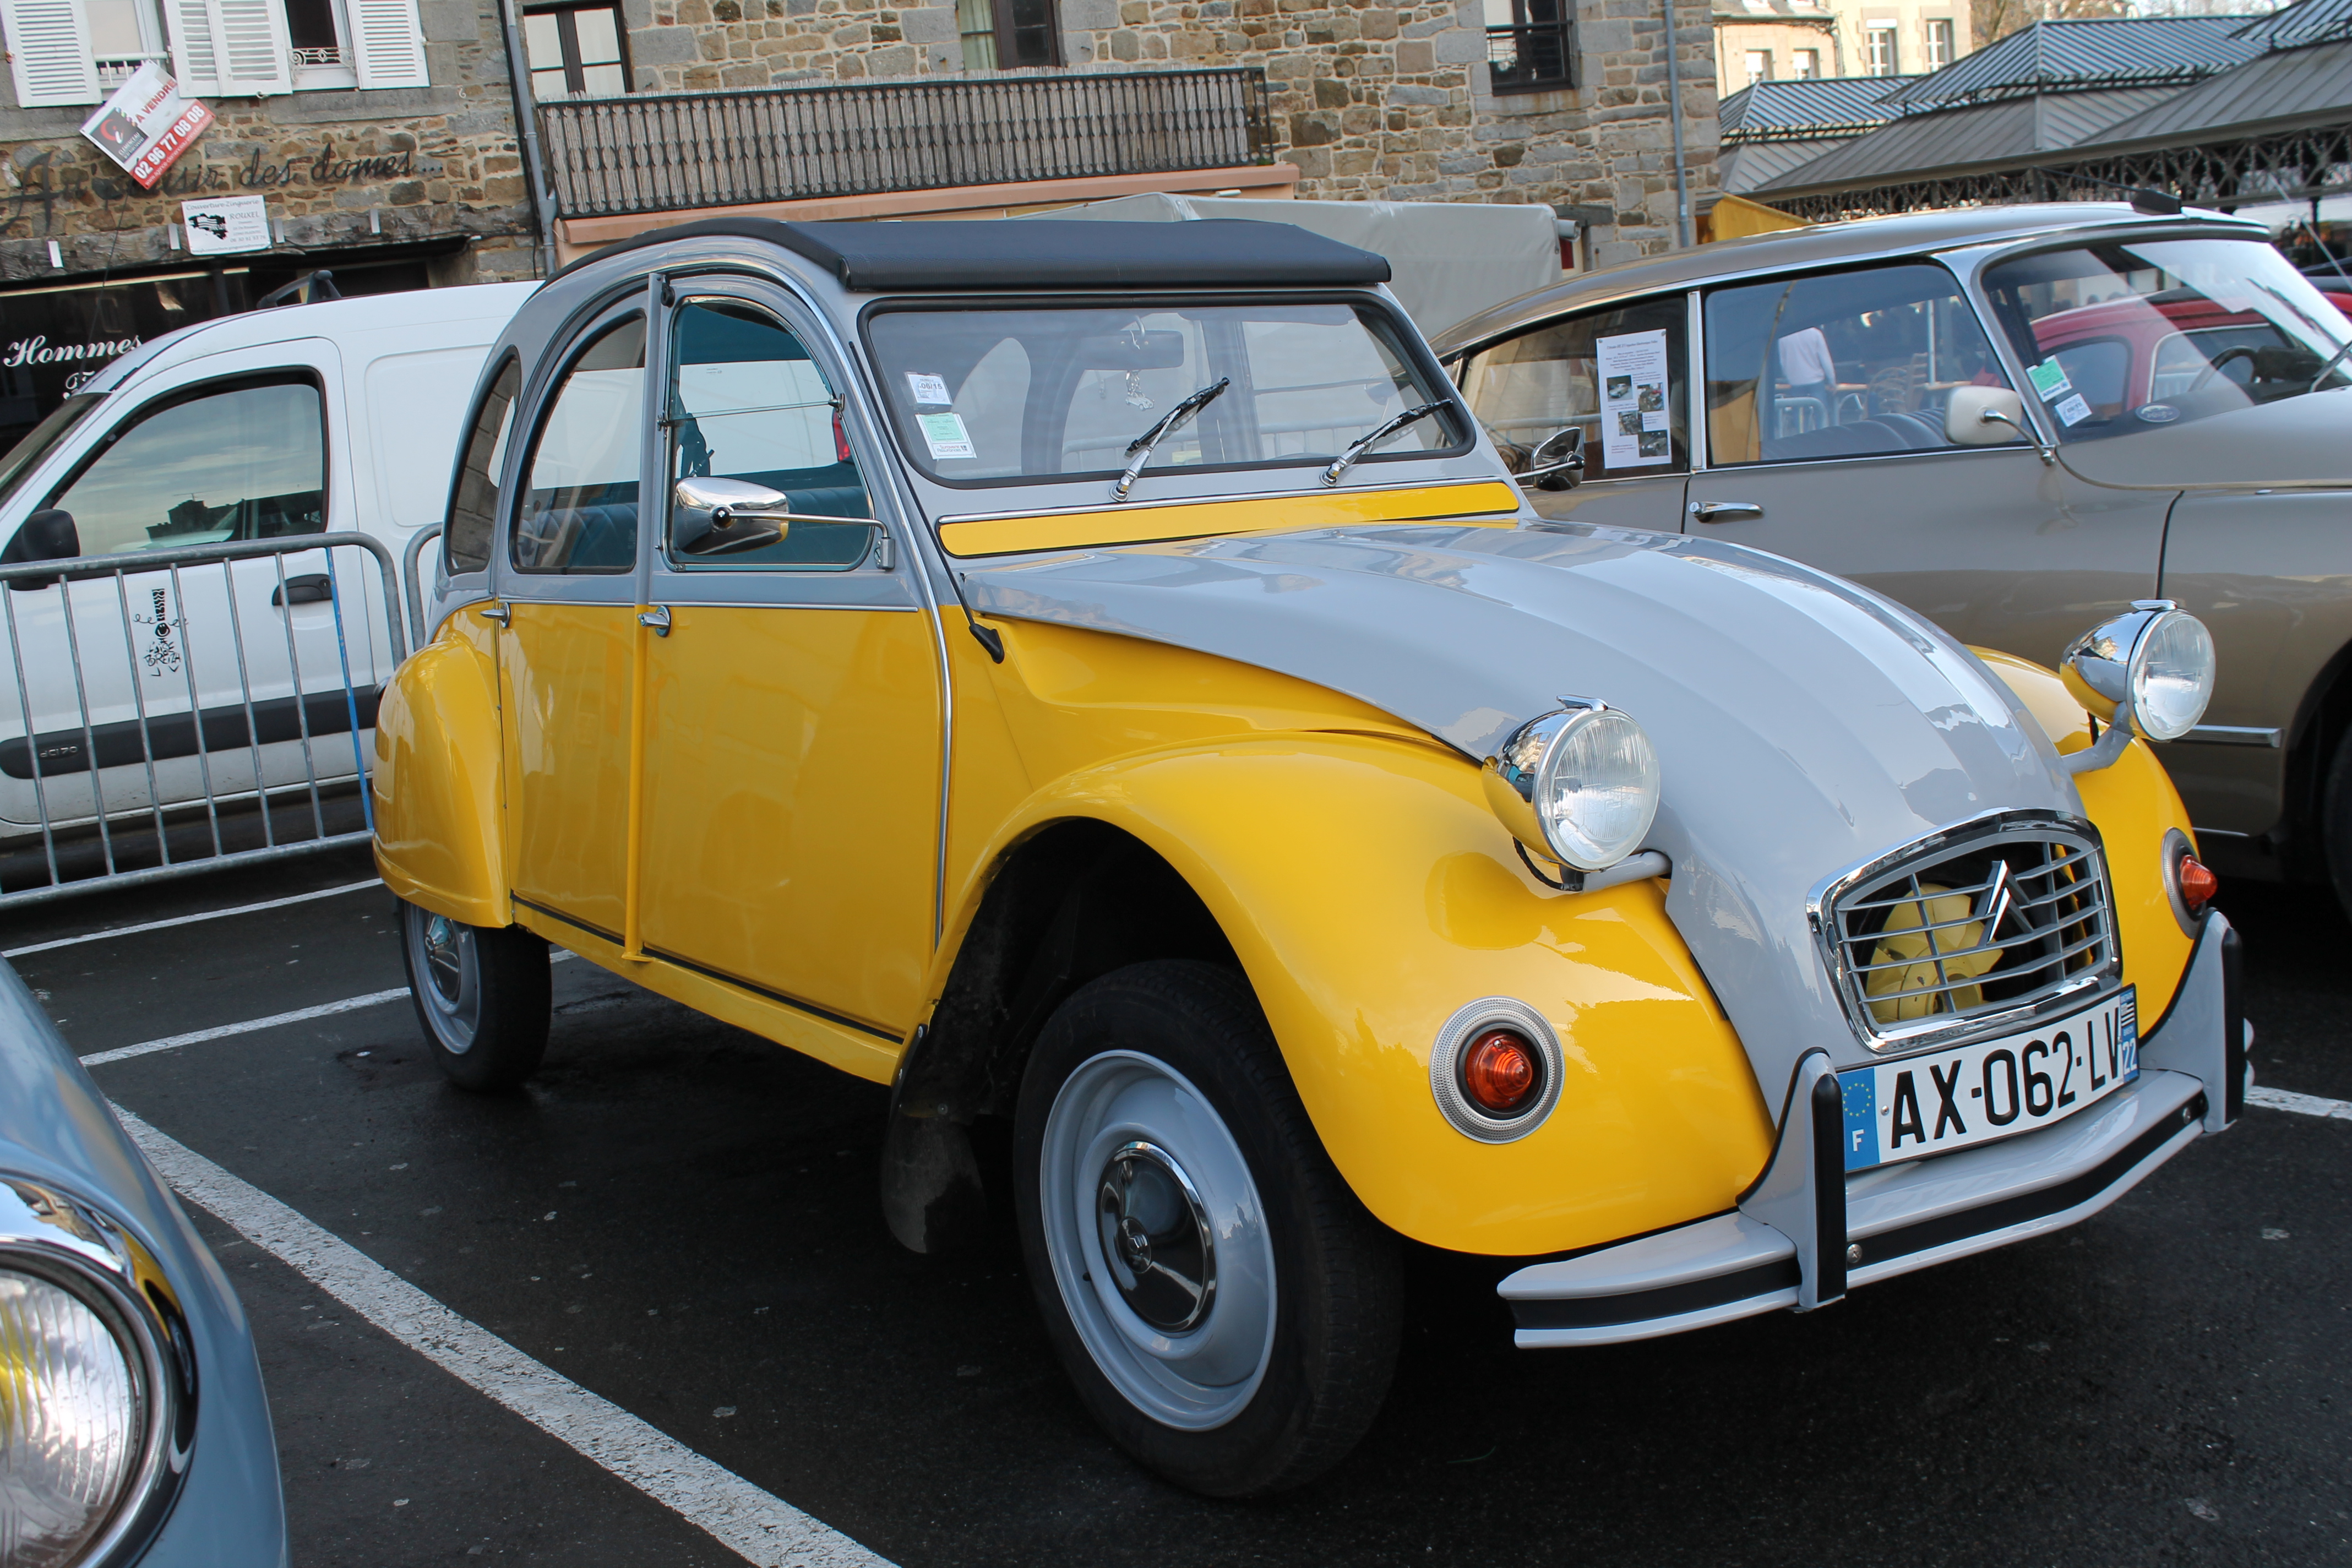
left=1480, top=700, right=1663, bottom=874
left=1, top=1175, right=194, bottom=1568
left=1428, top=997, right=1566, bottom=1143
left=2059, top=599, right=2215, bottom=744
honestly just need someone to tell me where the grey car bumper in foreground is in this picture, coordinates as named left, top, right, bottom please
left=1501, top=912, right=2242, bottom=1349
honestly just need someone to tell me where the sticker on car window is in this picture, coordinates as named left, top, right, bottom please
left=2054, top=394, right=2092, bottom=427
left=917, top=411, right=976, bottom=460
left=906, top=372, right=952, bottom=406
left=1596, top=329, right=1671, bottom=469
left=2027, top=360, right=2072, bottom=401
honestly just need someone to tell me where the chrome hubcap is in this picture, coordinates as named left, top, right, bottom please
left=406, top=905, right=481, bottom=1054
left=1040, top=1050, right=1275, bottom=1431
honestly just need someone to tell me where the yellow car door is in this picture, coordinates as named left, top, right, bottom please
left=634, top=284, right=943, bottom=1054
left=496, top=304, right=650, bottom=943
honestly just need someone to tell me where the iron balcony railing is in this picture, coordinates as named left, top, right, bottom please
left=538, top=67, right=1277, bottom=221
left=1487, top=20, right=1576, bottom=95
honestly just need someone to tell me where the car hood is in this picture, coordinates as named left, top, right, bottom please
left=961, top=519, right=2085, bottom=1109
left=2060, top=383, right=2352, bottom=490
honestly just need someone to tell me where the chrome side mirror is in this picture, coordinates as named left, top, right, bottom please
left=671, top=476, right=789, bottom=557
left=1516, top=426, right=1584, bottom=491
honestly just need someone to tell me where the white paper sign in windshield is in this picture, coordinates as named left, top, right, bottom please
left=1596, top=329, right=1670, bottom=469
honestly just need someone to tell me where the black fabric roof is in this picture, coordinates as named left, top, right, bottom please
left=558, top=216, right=1394, bottom=291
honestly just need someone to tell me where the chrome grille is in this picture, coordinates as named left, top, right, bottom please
left=1817, top=816, right=2119, bottom=1053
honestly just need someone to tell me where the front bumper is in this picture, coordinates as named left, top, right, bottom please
left=1501, top=911, right=2243, bottom=1349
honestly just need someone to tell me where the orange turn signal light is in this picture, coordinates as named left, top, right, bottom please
left=2178, top=853, right=2218, bottom=914
left=1462, top=1028, right=1539, bottom=1115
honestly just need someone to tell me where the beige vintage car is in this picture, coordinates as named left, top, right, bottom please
left=1435, top=203, right=2352, bottom=903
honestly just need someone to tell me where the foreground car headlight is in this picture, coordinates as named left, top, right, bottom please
left=2060, top=600, right=2215, bottom=743
left=1480, top=701, right=1662, bottom=872
left=1, top=1178, right=192, bottom=1568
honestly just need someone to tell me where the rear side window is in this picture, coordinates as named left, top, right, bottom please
left=512, top=315, right=645, bottom=575
left=445, top=356, right=519, bottom=577
left=1457, top=296, right=1689, bottom=482
left=42, top=377, right=324, bottom=557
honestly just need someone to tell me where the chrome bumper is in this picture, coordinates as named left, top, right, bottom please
left=1502, top=911, right=2243, bottom=1349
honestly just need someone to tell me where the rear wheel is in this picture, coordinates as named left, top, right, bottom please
left=399, top=899, right=551, bottom=1091
left=2326, top=728, right=2352, bottom=920
left=1015, top=960, right=1401, bottom=1497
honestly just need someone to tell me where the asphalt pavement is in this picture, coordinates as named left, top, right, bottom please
left=9, top=844, right=2348, bottom=1567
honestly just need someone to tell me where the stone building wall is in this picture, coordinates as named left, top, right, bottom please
left=0, top=0, right=535, bottom=282
left=622, top=0, right=1719, bottom=258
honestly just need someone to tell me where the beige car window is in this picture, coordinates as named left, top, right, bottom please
left=1703, top=263, right=2008, bottom=466
left=1457, top=295, right=1687, bottom=482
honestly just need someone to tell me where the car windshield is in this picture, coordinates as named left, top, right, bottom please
left=0, top=392, right=102, bottom=513
left=865, top=301, right=1463, bottom=487
left=1979, top=238, right=2352, bottom=441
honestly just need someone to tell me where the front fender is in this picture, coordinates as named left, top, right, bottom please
left=945, top=732, right=1776, bottom=1257
left=373, top=616, right=509, bottom=928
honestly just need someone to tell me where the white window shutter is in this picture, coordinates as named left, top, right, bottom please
left=164, top=0, right=221, bottom=92
left=2, top=0, right=101, bottom=106
left=210, top=0, right=292, bottom=94
left=349, top=0, right=427, bottom=88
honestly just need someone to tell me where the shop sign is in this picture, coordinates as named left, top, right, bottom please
left=181, top=195, right=271, bottom=257
left=78, top=64, right=213, bottom=190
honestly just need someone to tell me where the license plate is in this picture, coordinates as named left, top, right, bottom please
left=1838, top=987, right=2136, bottom=1172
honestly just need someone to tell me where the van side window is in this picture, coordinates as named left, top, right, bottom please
left=445, top=357, right=520, bottom=576
left=513, top=315, right=645, bottom=575
left=664, top=300, right=872, bottom=571
left=1457, top=296, right=1688, bottom=482
left=1702, top=264, right=2010, bottom=466
left=43, top=378, right=324, bottom=557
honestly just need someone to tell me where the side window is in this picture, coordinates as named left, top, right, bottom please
left=1457, top=296, right=1688, bottom=483
left=664, top=300, right=873, bottom=572
left=1702, top=263, right=2010, bottom=466
left=513, top=315, right=644, bottom=575
left=445, top=357, right=519, bottom=577
left=45, top=378, right=324, bottom=557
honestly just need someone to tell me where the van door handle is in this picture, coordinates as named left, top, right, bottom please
left=1689, top=500, right=1764, bottom=524
left=270, top=573, right=332, bottom=607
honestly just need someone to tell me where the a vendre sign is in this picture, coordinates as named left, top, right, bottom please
left=78, top=63, right=213, bottom=190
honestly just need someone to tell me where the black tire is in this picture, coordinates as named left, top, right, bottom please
left=1014, top=960, right=1401, bottom=1497
left=399, top=899, right=552, bottom=1091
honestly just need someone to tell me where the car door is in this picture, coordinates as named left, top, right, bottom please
left=494, top=299, right=649, bottom=944
left=1454, top=292, right=1691, bottom=529
left=0, top=345, right=376, bottom=842
left=1681, top=260, right=2170, bottom=665
left=634, top=282, right=943, bottom=1044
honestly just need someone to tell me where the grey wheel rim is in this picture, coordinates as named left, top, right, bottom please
left=406, top=905, right=481, bottom=1055
left=1040, top=1050, right=1276, bottom=1431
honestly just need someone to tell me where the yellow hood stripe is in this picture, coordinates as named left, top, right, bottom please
left=935, top=481, right=1522, bottom=559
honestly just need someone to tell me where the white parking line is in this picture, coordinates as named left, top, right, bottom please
left=113, top=1106, right=892, bottom=1568
left=5, top=879, right=384, bottom=958
left=2248, top=1084, right=2352, bottom=1122
left=78, top=954, right=578, bottom=1069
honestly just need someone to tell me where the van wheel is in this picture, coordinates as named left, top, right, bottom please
left=399, top=899, right=551, bottom=1091
left=1014, top=960, right=1401, bottom=1498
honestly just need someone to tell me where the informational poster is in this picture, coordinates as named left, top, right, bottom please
left=79, top=63, right=212, bottom=190
left=181, top=194, right=271, bottom=257
left=1596, top=328, right=1671, bottom=469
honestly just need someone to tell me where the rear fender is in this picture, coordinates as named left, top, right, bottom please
left=373, top=614, right=508, bottom=928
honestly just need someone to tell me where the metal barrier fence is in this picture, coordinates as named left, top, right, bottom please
left=0, top=532, right=406, bottom=910
left=537, top=68, right=1275, bottom=220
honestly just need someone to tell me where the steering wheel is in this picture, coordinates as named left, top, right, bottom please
left=2186, top=344, right=2259, bottom=395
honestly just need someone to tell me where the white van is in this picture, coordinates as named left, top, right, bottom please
left=0, top=281, right=535, bottom=859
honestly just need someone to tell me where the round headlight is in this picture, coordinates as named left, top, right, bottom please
left=2130, top=609, right=2215, bottom=742
left=0, top=1266, right=144, bottom=1562
left=1481, top=703, right=1661, bottom=872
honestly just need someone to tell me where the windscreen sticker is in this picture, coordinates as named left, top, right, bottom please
left=2027, top=360, right=2072, bottom=401
left=2054, top=393, right=2093, bottom=427
left=906, top=372, right=952, bottom=406
left=1596, top=328, right=1671, bottom=469
left=917, top=411, right=976, bottom=460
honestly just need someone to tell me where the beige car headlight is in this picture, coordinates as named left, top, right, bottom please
left=1481, top=701, right=1662, bottom=873
left=0, top=1178, right=190, bottom=1568
left=2060, top=600, right=2216, bottom=745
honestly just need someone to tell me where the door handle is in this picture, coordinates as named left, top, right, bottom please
left=638, top=605, right=672, bottom=637
left=477, top=601, right=510, bottom=625
left=270, top=573, right=332, bottom=607
left=1689, top=501, right=1764, bottom=524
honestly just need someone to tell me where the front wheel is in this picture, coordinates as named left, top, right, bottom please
left=1015, top=961, right=1401, bottom=1497
left=399, top=899, right=551, bottom=1091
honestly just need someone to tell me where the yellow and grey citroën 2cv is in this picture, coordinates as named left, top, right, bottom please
left=373, top=217, right=2244, bottom=1495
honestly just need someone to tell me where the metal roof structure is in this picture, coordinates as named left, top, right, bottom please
left=2235, top=0, right=2352, bottom=48
left=1718, top=76, right=1915, bottom=140
left=2077, top=34, right=2352, bottom=145
left=1752, top=85, right=2185, bottom=190
left=1881, top=15, right=2267, bottom=106
left=1721, top=137, right=1863, bottom=193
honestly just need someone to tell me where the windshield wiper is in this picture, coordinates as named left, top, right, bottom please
left=1321, top=401, right=1446, bottom=487
left=2310, top=336, right=2352, bottom=393
left=1110, top=377, right=1230, bottom=502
